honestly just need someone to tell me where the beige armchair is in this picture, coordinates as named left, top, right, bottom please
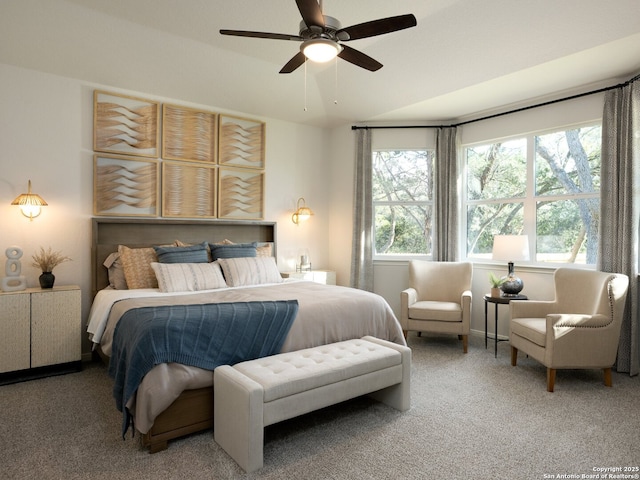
left=510, top=268, right=629, bottom=392
left=400, top=260, right=473, bottom=353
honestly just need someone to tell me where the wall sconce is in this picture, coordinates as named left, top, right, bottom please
left=492, top=234, right=530, bottom=296
left=11, top=180, right=48, bottom=220
left=292, top=197, right=314, bottom=225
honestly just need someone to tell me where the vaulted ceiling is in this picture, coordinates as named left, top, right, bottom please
left=2, top=0, right=640, bottom=128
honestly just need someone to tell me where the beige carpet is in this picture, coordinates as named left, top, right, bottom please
left=1, top=334, right=638, bottom=480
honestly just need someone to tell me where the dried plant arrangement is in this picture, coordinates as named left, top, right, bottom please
left=31, top=247, right=72, bottom=273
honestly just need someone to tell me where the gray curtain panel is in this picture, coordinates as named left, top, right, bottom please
left=434, top=127, right=459, bottom=261
left=350, top=128, right=373, bottom=291
left=599, top=77, right=640, bottom=376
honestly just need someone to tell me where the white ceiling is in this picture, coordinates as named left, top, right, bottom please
left=2, top=0, right=640, bottom=128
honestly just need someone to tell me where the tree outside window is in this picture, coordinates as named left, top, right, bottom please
left=465, top=124, right=601, bottom=264
left=372, top=150, right=434, bottom=257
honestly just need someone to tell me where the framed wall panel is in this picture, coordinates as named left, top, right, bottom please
left=93, top=90, right=159, bottom=158
left=93, top=154, right=159, bottom=217
left=162, top=161, right=217, bottom=218
left=218, top=166, right=264, bottom=220
left=218, top=115, right=265, bottom=169
left=162, top=104, right=217, bottom=163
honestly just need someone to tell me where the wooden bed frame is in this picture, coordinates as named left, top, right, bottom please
left=91, top=217, right=277, bottom=453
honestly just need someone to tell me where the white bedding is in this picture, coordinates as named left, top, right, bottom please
left=87, top=280, right=405, bottom=434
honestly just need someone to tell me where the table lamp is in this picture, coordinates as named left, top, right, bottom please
left=492, top=235, right=530, bottom=296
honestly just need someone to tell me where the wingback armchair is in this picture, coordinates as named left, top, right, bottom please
left=400, top=260, right=473, bottom=353
left=510, top=268, right=629, bottom=392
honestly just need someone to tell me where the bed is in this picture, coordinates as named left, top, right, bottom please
left=88, top=218, right=405, bottom=453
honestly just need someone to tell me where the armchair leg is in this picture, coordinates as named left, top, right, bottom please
left=547, top=368, right=556, bottom=392
left=603, top=368, right=612, bottom=387
left=510, top=346, right=518, bottom=366
left=461, top=335, right=468, bottom=353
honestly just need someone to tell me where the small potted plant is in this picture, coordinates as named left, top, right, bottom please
left=31, top=246, right=71, bottom=289
left=488, top=272, right=504, bottom=298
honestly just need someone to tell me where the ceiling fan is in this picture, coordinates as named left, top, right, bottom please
left=220, top=0, right=417, bottom=74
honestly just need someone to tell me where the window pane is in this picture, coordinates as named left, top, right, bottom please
left=467, top=202, right=524, bottom=258
left=466, top=138, right=527, bottom=201
left=374, top=205, right=432, bottom=255
left=535, top=126, right=601, bottom=196
left=536, top=198, right=599, bottom=264
left=373, top=151, right=433, bottom=202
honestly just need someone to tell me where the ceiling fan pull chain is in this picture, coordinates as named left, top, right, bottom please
left=334, top=56, right=338, bottom=105
left=304, top=59, right=308, bottom=112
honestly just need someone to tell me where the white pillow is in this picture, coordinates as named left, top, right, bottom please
left=150, top=262, right=227, bottom=293
left=217, top=256, right=283, bottom=287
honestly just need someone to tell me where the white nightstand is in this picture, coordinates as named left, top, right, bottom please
left=281, top=270, right=336, bottom=285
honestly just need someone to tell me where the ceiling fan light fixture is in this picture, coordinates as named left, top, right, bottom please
left=302, top=38, right=341, bottom=63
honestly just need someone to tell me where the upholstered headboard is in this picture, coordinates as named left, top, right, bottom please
left=91, top=217, right=277, bottom=296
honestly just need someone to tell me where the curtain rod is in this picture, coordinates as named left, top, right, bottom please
left=351, top=71, right=640, bottom=131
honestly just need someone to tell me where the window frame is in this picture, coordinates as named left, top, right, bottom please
left=461, top=121, right=601, bottom=267
left=371, top=148, right=436, bottom=262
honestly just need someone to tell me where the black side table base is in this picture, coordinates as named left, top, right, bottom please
left=483, top=294, right=527, bottom=358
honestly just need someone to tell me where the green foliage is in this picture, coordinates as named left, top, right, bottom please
left=488, top=271, right=505, bottom=287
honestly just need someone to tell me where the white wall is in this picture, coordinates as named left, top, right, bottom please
left=0, top=62, right=330, bottom=357
left=328, top=92, right=606, bottom=340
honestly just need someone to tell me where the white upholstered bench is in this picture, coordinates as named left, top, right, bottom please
left=213, top=335, right=411, bottom=473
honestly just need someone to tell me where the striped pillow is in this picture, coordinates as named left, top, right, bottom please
left=217, top=256, right=283, bottom=287
left=209, top=242, right=257, bottom=260
left=150, top=262, right=227, bottom=292
left=154, top=242, right=209, bottom=263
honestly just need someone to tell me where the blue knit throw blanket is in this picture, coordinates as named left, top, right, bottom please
left=108, top=300, right=299, bottom=437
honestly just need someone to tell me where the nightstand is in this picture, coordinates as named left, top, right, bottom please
left=0, top=285, right=81, bottom=383
left=281, top=270, right=336, bottom=285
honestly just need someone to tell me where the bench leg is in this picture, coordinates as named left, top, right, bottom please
left=214, top=366, right=265, bottom=473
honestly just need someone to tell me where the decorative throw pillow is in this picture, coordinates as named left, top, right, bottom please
left=150, top=262, right=227, bottom=292
left=103, top=252, right=128, bottom=290
left=209, top=242, right=257, bottom=260
left=154, top=242, right=209, bottom=264
left=118, top=245, right=158, bottom=289
left=217, top=256, right=283, bottom=287
left=256, top=243, right=273, bottom=257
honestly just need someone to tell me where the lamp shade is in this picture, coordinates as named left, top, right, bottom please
left=492, top=235, right=530, bottom=262
left=302, top=39, right=341, bottom=63
left=292, top=197, right=314, bottom=225
left=11, top=180, right=47, bottom=220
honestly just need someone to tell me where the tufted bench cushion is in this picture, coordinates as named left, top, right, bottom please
left=214, top=336, right=411, bottom=473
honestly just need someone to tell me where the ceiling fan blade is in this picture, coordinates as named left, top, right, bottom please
left=337, top=14, right=417, bottom=41
left=279, top=51, right=307, bottom=74
left=338, top=45, right=382, bottom=71
left=296, top=0, right=325, bottom=30
left=220, top=29, right=302, bottom=41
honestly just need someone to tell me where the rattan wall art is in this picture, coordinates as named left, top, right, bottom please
left=162, top=104, right=217, bottom=163
left=93, top=91, right=159, bottom=158
left=93, top=154, right=159, bottom=216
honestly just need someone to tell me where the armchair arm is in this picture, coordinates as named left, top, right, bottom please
left=461, top=290, right=472, bottom=329
left=401, top=288, right=418, bottom=308
left=510, top=300, right=557, bottom=319
left=547, top=313, right=612, bottom=330
left=400, top=288, right=418, bottom=329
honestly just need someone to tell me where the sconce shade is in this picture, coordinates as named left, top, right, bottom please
left=292, top=197, right=314, bottom=225
left=301, top=39, right=341, bottom=63
left=11, top=180, right=47, bottom=220
left=492, top=235, right=530, bottom=262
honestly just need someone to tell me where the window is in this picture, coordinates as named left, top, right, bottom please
left=464, top=124, right=601, bottom=264
left=372, top=150, right=435, bottom=258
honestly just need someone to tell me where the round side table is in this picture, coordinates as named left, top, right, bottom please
left=483, top=294, right=528, bottom=358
